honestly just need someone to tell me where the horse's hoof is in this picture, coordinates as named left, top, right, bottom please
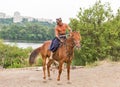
left=43, top=77, right=46, bottom=79
left=57, top=78, right=60, bottom=81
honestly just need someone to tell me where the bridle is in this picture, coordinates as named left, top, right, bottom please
left=64, top=34, right=80, bottom=58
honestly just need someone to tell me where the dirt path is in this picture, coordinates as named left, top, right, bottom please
left=1, top=62, right=120, bottom=87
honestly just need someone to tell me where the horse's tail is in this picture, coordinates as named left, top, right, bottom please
left=29, top=47, right=41, bottom=65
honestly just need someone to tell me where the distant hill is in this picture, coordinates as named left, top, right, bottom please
left=0, top=17, right=55, bottom=25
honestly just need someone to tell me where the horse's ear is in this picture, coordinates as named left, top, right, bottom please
left=78, top=30, right=80, bottom=34
left=75, top=29, right=80, bottom=33
left=72, top=29, right=80, bottom=33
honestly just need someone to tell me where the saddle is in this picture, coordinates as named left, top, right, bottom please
left=49, top=35, right=66, bottom=52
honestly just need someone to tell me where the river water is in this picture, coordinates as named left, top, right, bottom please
left=4, top=41, right=43, bottom=49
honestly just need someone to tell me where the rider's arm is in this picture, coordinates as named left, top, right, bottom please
left=55, top=27, right=61, bottom=41
left=55, top=27, right=59, bottom=37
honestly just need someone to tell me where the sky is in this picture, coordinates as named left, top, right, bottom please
left=0, top=0, right=119, bottom=23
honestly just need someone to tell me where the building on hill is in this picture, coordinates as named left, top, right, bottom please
left=0, top=12, right=6, bottom=18
left=37, top=18, right=54, bottom=23
left=13, top=11, right=23, bottom=23
left=0, top=11, right=54, bottom=23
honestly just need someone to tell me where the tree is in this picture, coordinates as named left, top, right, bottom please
left=103, top=8, right=120, bottom=61
left=70, top=0, right=117, bottom=65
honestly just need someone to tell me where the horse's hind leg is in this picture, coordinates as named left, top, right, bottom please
left=47, top=59, right=54, bottom=79
left=42, top=57, right=46, bottom=80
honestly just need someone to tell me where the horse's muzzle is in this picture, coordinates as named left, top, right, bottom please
left=75, top=44, right=81, bottom=49
left=74, top=41, right=81, bottom=49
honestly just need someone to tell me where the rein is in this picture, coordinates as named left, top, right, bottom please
left=59, top=32, right=80, bottom=58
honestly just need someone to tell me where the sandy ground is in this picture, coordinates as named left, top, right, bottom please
left=1, top=62, right=120, bottom=87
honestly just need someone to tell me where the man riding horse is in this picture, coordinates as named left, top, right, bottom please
left=29, top=18, right=81, bottom=82
left=49, top=18, right=72, bottom=59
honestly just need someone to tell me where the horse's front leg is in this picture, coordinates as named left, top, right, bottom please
left=47, top=59, right=53, bottom=79
left=57, top=61, right=63, bottom=81
left=67, top=62, right=71, bottom=81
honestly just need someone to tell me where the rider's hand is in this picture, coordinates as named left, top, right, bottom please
left=60, top=39, right=63, bottom=43
left=56, top=36, right=63, bottom=43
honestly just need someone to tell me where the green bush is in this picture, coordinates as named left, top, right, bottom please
left=0, top=40, right=33, bottom=68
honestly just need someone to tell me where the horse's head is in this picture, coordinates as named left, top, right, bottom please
left=70, top=31, right=81, bottom=48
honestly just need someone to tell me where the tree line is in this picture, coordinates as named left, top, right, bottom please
left=0, top=18, right=55, bottom=42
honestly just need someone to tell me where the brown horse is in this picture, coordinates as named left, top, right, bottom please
left=29, top=31, right=81, bottom=81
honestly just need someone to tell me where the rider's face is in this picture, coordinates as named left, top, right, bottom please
left=56, top=20, right=62, bottom=26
